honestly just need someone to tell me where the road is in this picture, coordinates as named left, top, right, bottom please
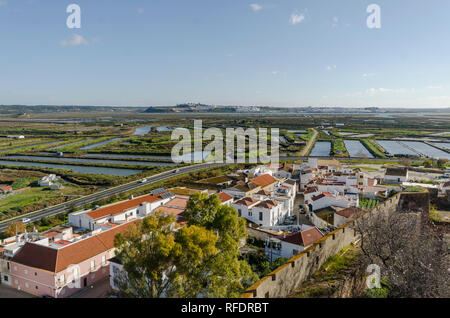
left=0, top=155, right=423, bottom=233
left=299, top=128, right=318, bottom=156
left=0, top=163, right=226, bottom=232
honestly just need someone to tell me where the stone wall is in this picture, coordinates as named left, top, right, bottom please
left=240, top=193, right=404, bottom=298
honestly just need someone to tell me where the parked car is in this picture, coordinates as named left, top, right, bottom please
left=21, top=218, right=32, bottom=224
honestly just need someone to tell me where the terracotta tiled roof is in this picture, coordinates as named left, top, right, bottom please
left=250, top=174, right=277, bottom=188
left=155, top=206, right=185, bottom=216
left=234, top=197, right=259, bottom=206
left=85, top=193, right=168, bottom=220
left=277, top=227, right=324, bottom=247
left=311, top=194, right=325, bottom=201
left=255, top=200, right=278, bottom=209
left=304, top=187, right=318, bottom=194
left=255, top=189, right=271, bottom=196
left=165, top=197, right=189, bottom=209
left=284, top=179, right=297, bottom=185
left=217, top=192, right=233, bottom=202
left=0, top=186, right=12, bottom=191
left=12, top=221, right=137, bottom=273
left=335, top=207, right=365, bottom=219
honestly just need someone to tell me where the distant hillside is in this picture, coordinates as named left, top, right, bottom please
left=0, top=105, right=145, bottom=115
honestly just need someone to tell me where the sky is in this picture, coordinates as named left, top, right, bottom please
left=0, top=0, right=449, bottom=108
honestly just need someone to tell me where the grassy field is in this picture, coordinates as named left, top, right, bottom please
left=0, top=183, right=88, bottom=220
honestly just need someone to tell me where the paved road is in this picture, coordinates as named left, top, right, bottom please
left=69, top=277, right=111, bottom=298
left=0, top=162, right=226, bottom=232
left=0, top=284, right=37, bottom=298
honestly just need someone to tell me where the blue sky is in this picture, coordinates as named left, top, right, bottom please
left=0, top=0, right=449, bottom=108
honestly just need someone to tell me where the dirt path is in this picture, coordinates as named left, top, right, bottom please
left=300, top=128, right=318, bottom=156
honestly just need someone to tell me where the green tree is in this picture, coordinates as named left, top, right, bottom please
left=184, top=192, right=221, bottom=226
left=183, top=193, right=258, bottom=297
left=114, top=213, right=220, bottom=298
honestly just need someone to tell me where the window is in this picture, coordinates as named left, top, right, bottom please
left=238, top=209, right=241, bottom=216
left=24, top=269, right=28, bottom=275
left=90, top=260, right=95, bottom=271
left=60, top=275, right=65, bottom=284
left=35, top=286, right=38, bottom=290
left=34, top=272, right=37, bottom=276
left=6, top=262, right=10, bottom=271
left=259, top=212, right=263, bottom=221
left=102, top=255, right=106, bottom=266
left=14, top=266, right=17, bottom=271
left=25, top=282, right=29, bottom=288
left=14, top=279, right=18, bottom=285
left=248, top=211, right=252, bottom=217
left=3, top=276, right=8, bottom=282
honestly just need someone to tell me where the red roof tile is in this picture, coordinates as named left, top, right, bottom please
left=277, top=228, right=324, bottom=247
left=12, top=221, right=137, bottom=273
left=334, top=207, right=365, bottom=219
left=86, top=193, right=167, bottom=220
left=250, top=174, right=277, bottom=189
left=234, top=197, right=259, bottom=206
left=217, top=192, right=233, bottom=202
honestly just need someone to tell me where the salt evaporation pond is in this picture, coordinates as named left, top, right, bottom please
left=310, top=142, right=331, bottom=157
left=344, top=140, right=374, bottom=158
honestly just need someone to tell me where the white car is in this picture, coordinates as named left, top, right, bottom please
left=21, top=218, right=32, bottom=224
left=140, top=178, right=148, bottom=183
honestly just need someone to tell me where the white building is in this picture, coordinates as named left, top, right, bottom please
left=265, top=226, right=324, bottom=259
left=306, top=192, right=358, bottom=212
left=69, top=192, right=173, bottom=231
left=384, top=167, right=409, bottom=184
left=38, top=174, right=58, bottom=187
left=333, top=207, right=365, bottom=227
left=233, top=197, right=285, bottom=226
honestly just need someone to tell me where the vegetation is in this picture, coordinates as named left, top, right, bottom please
left=429, top=205, right=442, bottom=222
left=360, top=139, right=387, bottom=159
left=331, top=139, right=348, bottom=157
left=355, top=210, right=449, bottom=297
left=359, top=198, right=380, bottom=210
left=113, top=193, right=258, bottom=298
left=243, top=253, right=288, bottom=278
left=289, top=244, right=362, bottom=298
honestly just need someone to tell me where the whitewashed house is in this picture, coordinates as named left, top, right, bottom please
left=384, top=167, right=409, bottom=184
left=333, top=207, right=365, bottom=227
left=69, top=192, right=173, bottom=230
left=265, top=226, right=324, bottom=259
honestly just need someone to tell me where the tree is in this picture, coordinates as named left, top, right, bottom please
left=181, top=193, right=258, bottom=297
left=114, top=213, right=218, bottom=298
left=114, top=194, right=258, bottom=298
left=184, top=193, right=222, bottom=226
left=437, top=158, right=448, bottom=168
left=355, top=210, right=449, bottom=298
left=4, top=222, right=26, bottom=237
left=399, top=158, right=412, bottom=167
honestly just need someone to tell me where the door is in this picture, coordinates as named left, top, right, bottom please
left=83, top=277, right=87, bottom=287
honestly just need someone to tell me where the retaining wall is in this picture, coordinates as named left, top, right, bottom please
left=240, top=193, right=404, bottom=298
